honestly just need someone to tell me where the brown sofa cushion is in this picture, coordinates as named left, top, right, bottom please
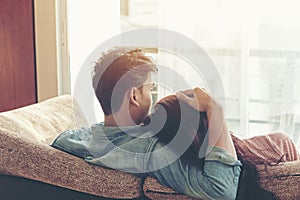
left=0, top=95, right=143, bottom=199
left=232, top=133, right=300, bottom=200
left=143, top=176, right=200, bottom=200
left=257, top=160, right=300, bottom=200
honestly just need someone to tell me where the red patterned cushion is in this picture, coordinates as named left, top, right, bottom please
left=231, top=132, right=300, bottom=166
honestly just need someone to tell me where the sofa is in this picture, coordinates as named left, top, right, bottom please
left=0, top=95, right=299, bottom=200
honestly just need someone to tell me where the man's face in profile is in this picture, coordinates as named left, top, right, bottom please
left=135, top=75, right=154, bottom=124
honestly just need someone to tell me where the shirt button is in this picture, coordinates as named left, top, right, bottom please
left=233, top=166, right=240, bottom=176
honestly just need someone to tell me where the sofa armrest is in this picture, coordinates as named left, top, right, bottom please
left=256, top=161, right=300, bottom=200
left=257, top=160, right=300, bottom=177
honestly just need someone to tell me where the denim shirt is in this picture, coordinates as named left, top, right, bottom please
left=52, top=123, right=242, bottom=200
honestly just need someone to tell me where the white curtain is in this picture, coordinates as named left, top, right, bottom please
left=122, top=0, right=300, bottom=149
left=159, top=0, right=300, bottom=148
left=67, top=0, right=121, bottom=124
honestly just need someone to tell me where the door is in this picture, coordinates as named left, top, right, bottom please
left=0, top=0, right=36, bottom=112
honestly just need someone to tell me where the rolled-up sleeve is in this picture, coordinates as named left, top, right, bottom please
left=147, top=144, right=242, bottom=200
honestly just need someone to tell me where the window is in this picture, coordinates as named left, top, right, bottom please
left=60, top=0, right=121, bottom=123
left=120, top=0, right=300, bottom=149
left=58, top=0, right=300, bottom=149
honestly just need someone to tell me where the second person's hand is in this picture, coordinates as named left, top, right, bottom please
left=176, top=87, right=219, bottom=112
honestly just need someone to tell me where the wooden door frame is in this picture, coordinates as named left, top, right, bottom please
left=34, top=0, right=70, bottom=102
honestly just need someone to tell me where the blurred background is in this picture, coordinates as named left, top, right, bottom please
left=1, top=0, right=299, bottom=149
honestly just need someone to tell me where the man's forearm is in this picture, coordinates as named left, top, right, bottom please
left=148, top=143, right=241, bottom=200
left=176, top=87, right=238, bottom=159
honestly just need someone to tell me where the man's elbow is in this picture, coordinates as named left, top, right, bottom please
left=211, top=186, right=237, bottom=200
left=198, top=174, right=238, bottom=200
left=205, top=181, right=238, bottom=200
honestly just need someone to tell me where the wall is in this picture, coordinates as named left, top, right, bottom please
left=34, top=0, right=59, bottom=102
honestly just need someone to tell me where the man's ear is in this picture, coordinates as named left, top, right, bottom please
left=129, top=87, right=140, bottom=107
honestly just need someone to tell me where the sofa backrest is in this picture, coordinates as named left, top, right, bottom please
left=0, top=95, right=87, bottom=145
left=0, top=95, right=144, bottom=199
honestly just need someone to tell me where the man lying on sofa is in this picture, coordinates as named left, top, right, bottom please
left=52, top=47, right=242, bottom=200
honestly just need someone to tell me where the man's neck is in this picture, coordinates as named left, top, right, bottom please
left=104, top=114, right=137, bottom=127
